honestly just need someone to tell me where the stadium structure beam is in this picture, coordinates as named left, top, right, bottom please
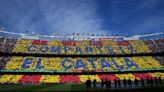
left=0, top=51, right=164, bottom=57
left=1, top=69, right=164, bottom=75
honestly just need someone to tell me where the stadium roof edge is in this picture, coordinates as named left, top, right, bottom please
left=0, top=29, right=163, bottom=40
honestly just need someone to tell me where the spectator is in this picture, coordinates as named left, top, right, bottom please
left=101, top=79, right=105, bottom=88
left=141, top=78, right=145, bottom=87
left=146, top=77, right=150, bottom=86
left=158, top=77, right=162, bottom=84
left=118, top=79, right=121, bottom=88
left=93, top=79, right=96, bottom=88
left=88, top=78, right=91, bottom=88
left=107, top=79, right=111, bottom=88
left=105, top=79, right=109, bottom=88
left=86, top=78, right=91, bottom=88
left=128, top=79, right=132, bottom=87
left=123, top=78, right=127, bottom=87
left=106, top=79, right=111, bottom=88
left=114, top=79, right=117, bottom=88
left=134, top=78, right=139, bottom=86
left=150, top=78, right=154, bottom=86
left=154, top=77, right=158, bottom=85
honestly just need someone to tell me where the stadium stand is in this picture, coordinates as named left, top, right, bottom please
left=0, top=37, right=164, bottom=84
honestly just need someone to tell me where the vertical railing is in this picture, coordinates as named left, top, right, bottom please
left=151, top=39, right=159, bottom=52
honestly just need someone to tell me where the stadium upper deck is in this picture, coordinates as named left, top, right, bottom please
left=0, top=38, right=153, bottom=54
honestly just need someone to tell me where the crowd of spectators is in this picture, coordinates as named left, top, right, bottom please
left=2, top=56, right=163, bottom=71
left=85, top=77, right=163, bottom=89
left=0, top=37, right=164, bottom=85
left=0, top=37, right=160, bottom=55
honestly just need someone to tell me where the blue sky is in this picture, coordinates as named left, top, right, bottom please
left=0, top=0, right=164, bottom=37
